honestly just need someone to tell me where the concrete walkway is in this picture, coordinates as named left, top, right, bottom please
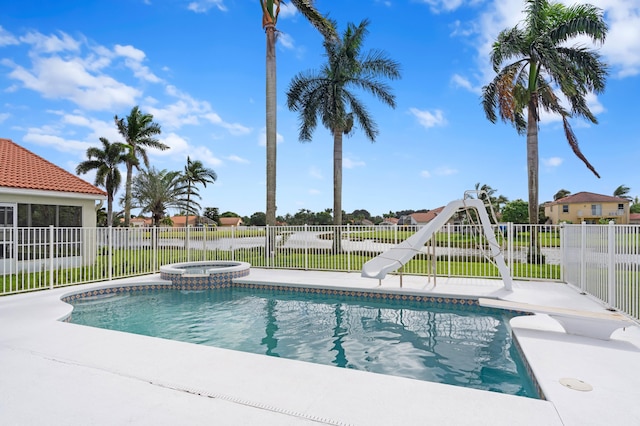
left=1, top=269, right=639, bottom=425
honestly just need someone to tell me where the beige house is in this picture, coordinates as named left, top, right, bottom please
left=544, top=192, right=631, bottom=224
left=219, top=217, right=243, bottom=227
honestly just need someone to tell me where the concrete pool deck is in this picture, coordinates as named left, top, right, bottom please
left=1, top=269, right=639, bottom=425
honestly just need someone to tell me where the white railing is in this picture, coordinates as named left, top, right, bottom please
left=1, top=223, right=638, bottom=321
left=563, top=222, right=640, bottom=320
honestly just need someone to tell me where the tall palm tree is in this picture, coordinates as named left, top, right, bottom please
left=115, top=106, right=167, bottom=227
left=613, top=185, right=632, bottom=200
left=261, top=0, right=336, bottom=227
left=287, top=19, right=401, bottom=229
left=482, top=0, right=607, bottom=259
left=76, top=137, right=128, bottom=226
left=131, top=167, right=190, bottom=227
left=183, top=156, right=217, bottom=228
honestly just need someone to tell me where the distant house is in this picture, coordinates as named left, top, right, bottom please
left=544, top=192, right=631, bottom=224
left=630, top=213, right=640, bottom=225
left=219, top=217, right=243, bottom=227
left=379, top=217, right=399, bottom=226
left=130, top=217, right=152, bottom=227
left=166, top=215, right=216, bottom=228
left=0, top=138, right=106, bottom=230
left=397, top=207, right=455, bottom=227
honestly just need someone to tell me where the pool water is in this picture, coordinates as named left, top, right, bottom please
left=68, top=287, right=538, bottom=398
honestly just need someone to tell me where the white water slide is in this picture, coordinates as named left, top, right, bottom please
left=361, top=197, right=513, bottom=290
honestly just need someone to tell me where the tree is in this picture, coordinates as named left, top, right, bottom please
left=249, top=212, right=267, bottom=226
left=76, top=137, right=128, bottom=226
left=183, top=156, right=217, bottom=229
left=501, top=199, right=529, bottom=223
left=203, top=207, right=220, bottom=225
left=613, top=185, right=632, bottom=200
left=482, top=0, right=607, bottom=259
left=473, top=183, right=508, bottom=214
left=287, top=19, right=401, bottom=229
left=130, top=167, right=189, bottom=227
left=554, top=189, right=571, bottom=200
left=115, top=106, right=167, bottom=227
left=261, top=1, right=336, bottom=227
left=631, top=197, right=640, bottom=214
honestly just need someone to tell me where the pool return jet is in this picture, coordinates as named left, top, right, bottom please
left=361, top=191, right=513, bottom=291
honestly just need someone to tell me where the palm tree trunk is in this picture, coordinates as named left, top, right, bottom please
left=107, top=195, right=113, bottom=227
left=526, top=99, right=541, bottom=263
left=265, top=24, right=277, bottom=227
left=124, top=163, right=133, bottom=227
left=333, top=129, right=343, bottom=252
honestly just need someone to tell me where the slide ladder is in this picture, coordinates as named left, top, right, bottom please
left=361, top=197, right=513, bottom=290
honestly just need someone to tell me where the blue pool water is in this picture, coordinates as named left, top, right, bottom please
left=68, top=287, right=538, bottom=398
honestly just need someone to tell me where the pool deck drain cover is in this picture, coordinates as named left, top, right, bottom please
left=559, top=378, right=593, bottom=391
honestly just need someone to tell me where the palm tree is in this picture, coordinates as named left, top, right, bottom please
left=613, top=185, right=632, bottom=200
left=287, top=19, right=401, bottom=230
left=130, top=167, right=190, bottom=227
left=554, top=189, right=571, bottom=200
left=482, top=0, right=607, bottom=259
left=183, top=156, right=217, bottom=228
left=115, top=106, right=167, bottom=227
left=76, top=137, right=128, bottom=226
left=261, top=0, right=336, bottom=227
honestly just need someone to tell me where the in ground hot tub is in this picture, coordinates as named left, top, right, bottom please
left=159, top=261, right=250, bottom=289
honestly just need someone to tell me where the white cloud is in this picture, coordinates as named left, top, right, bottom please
left=308, top=188, right=321, bottom=195
left=115, top=44, right=162, bottom=83
left=6, top=56, right=140, bottom=111
left=277, top=33, right=295, bottom=50
left=155, top=132, right=223, bottom=167
left=23, top=129, right=92, bottom=155
left=19, top=31, right=80, bottom=53
left=543, top=157, right=563, bottom=167
left=279, top=2, right=298, bottom=19
left=187, top=0, right=227, bottom=13
left=451, top=73, right=480, bottom=94
left=343, top=157, right=365, bottom=169
left=421, top=167, right=458, bottom=178
left=0, top=113, right=9, bottom=123
left=226, top=154, right=249, bottom=164
left=420, top=170, right=432, bottom=178
left=309, top=166, right=323, bottom=179
left=0, top=26, right=18, bottom=46
left=409, top=108, right=447, bottom=128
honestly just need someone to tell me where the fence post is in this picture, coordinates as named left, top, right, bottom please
left=49, top=225, right=54, bottom=290
left=152, top=226, right=158, bottom=272
left=262, top=223, right=271, bottom=268
left=346, top=223, right=350, bottom=272
left=559, top=223, right=565, bottom=283
left=304, top=224, right=308, bottom=271
left=607, top=221, right=616, bottom=308
left=580, top=222, right=586, bottom=293
left=186, top=225, right=190, bottom=262
left=108, top=226, right=113, bottom=281
left=232, top=226, right=236, bottom=262
left=446, top=223, right=451, bottom=277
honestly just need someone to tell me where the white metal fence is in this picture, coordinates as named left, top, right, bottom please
left=562, top=223, right=640, bottom=319
left=1, top=223, right=638, bottom=320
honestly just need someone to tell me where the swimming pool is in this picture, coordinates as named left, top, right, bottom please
left=67, top=285, right=538, bottom=398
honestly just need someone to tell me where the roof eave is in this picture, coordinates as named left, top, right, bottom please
left=0, top=186, right=107, bottom=201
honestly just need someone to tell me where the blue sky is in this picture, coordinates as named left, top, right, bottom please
left=1, top=0, right=639, bottom=218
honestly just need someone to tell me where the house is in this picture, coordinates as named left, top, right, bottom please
left=166, top=215, right=217, bottom=228
left=0, top=138, right=106, bottom=229
left=379, top=217, right=398, bottom=226
left=630, top=213, right=640, bottom=225
left=544, top=191, right=631, bottom=224
left=130, top=217, right=153, bottom=227
left=219, top=217, right=243, bottom=227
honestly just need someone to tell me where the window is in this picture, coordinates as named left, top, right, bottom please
left=562, top=205, right=569, bottom=213
left=618, top=204, right=624, bottom=211
left=591, top=204, right=602, bottom=216
left=17, top=204, right=82, bottom=227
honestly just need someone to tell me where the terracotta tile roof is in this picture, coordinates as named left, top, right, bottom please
left=549, top=191, right=629, bottom=205
left=0, top=138, right=106, bottom=197
left=219, top=217, right=243, bottom=226
left=630, top=213, right=640, bottom=222
left=410, top=206, right=445, bottom=224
